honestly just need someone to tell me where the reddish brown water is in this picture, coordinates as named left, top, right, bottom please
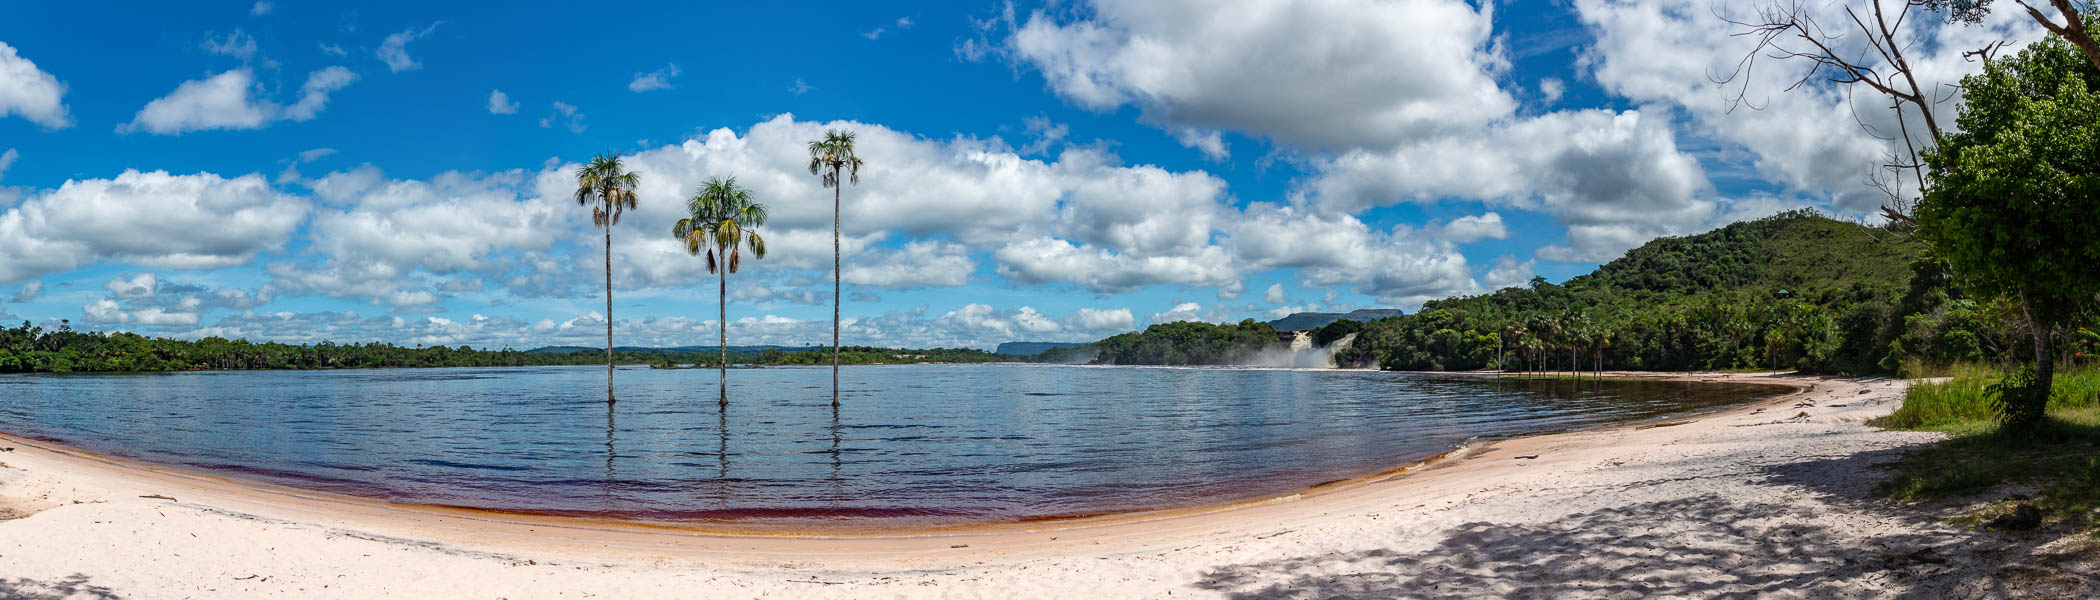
left=0, top=364, right=1784, bottom=528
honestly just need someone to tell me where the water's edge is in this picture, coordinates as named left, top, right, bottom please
left=0, top=372, right=1804, bottom=536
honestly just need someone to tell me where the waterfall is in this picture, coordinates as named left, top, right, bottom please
left=1325, top=333, right=1359, bottom=368
left=1289, top=331, right=1314, bottom=352
left=1247, top=331, right=1357, bottom=368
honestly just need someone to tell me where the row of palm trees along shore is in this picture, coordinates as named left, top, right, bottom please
left=573, top=130, right=862, bottom=407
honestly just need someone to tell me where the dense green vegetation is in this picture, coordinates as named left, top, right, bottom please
left=1036, top=210, right=2090, bottom=374
left=1819, top=25, right=2100, bottom=539
left=1915, top=34, right=2100, bottom=428
left=1043, top=319, right=1282, bottom=366
left=1874, top=364, right=2100, bottom=532
left=1877, top=363, right=2100, bottom=430
left=1348, top=211, right=1941, bottom=374
left=994, top=341, right=1088, bottom=356
left=0, top=321, right=1005, bottom=374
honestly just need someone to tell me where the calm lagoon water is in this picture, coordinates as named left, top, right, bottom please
left=0, top=364, right=1784, bottom=528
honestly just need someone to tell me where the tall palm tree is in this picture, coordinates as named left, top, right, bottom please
left=574, top=153, right=640, bottom=404
left=672, top=176, right=768, bottom=406
left=806, top=129, right=862, bottom=407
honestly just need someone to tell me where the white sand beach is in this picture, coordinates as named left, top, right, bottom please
left=3, top=373, right=2095, bottom=598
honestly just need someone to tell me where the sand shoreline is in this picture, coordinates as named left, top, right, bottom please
left=6, top=372, right=2094, bottom=598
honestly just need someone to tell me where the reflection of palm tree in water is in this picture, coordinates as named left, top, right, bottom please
left=828, top=403, right=843, bottom=504
left=603, top=402, right=616, bottom=510
left=716, top=404, right=730, bottom=507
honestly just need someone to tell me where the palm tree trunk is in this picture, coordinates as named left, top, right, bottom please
left=604, top=226, right=615, bottom=405
left=832, top=177, right=841, bottom=407
left=719, top=258, right=728, bottom=407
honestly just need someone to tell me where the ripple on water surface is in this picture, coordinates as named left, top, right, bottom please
left=0, top=365, right=1784, bottom=528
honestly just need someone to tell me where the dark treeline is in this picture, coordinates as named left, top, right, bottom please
left=1041, top=211, right=2095, bottom=374
left=738, top=346, right=1006, bottom=366
left=1040, top=320, right=1282, bottom=366
left=0, top=322, right=1008, bottom=374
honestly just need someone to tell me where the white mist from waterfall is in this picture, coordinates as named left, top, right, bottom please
left=1246, top=332, right=1359, bottom=369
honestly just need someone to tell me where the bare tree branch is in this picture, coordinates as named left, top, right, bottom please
left=2016, top=1, right=2100, bottom=71
left=1716, top=1, right=1949, bottom=224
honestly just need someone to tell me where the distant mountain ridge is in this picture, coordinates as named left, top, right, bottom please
left=1267, top=309, right=1404, bottom=331
left=995, top=341, right=1089, bottom=356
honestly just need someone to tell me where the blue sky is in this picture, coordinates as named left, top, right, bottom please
left=0, top=1, right=2046, bottom=349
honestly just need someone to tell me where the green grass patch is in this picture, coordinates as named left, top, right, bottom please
left=1871, top=365, right=2100, bottom=430
left=1873, top=365, right=2100, bottom=532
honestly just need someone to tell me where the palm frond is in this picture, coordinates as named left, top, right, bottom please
left=674, top=173, right=768, bottom=279
left=576, top=153, right=641, bottom=230
left=683, top=230, right=704, bottom=255
left=737, top=202, right=767, bottom=228
left=715, top=218, right=740, bottom=248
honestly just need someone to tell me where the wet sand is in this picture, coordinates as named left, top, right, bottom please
left=3, top=373, right=2093, bottom=598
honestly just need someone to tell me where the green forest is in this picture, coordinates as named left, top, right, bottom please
left=1051, top=210, right=2097, bottom=376
left=0, top=322, right=1004, bottom=374
left=1046, top=319, right=1285, bottom=365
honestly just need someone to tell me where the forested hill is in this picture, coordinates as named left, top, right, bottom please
left=1568, top=211, right=1919, bottom=297
left=1345, top=210, right=1933, bottom=373
left=1053, top=210, right=1974, bottom=373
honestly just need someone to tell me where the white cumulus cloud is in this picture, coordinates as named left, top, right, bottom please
left=121, top=68, right=357, bottom=134
left=845, top=241, right=975, bottom=288
left=1263, top=283, right=1286, bottom=304
left=0, top=42, right=73, bottom=129
left=1004, top=0, right=1513, bottom=153
left=1439, top=212, right=1508, bottom=243
left=0, top=170, right=307, bottom=283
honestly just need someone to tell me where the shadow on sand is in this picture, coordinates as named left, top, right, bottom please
left=0, top=574, right=121, bottom=600
left=1194, top=438, right=2096, bottom=598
